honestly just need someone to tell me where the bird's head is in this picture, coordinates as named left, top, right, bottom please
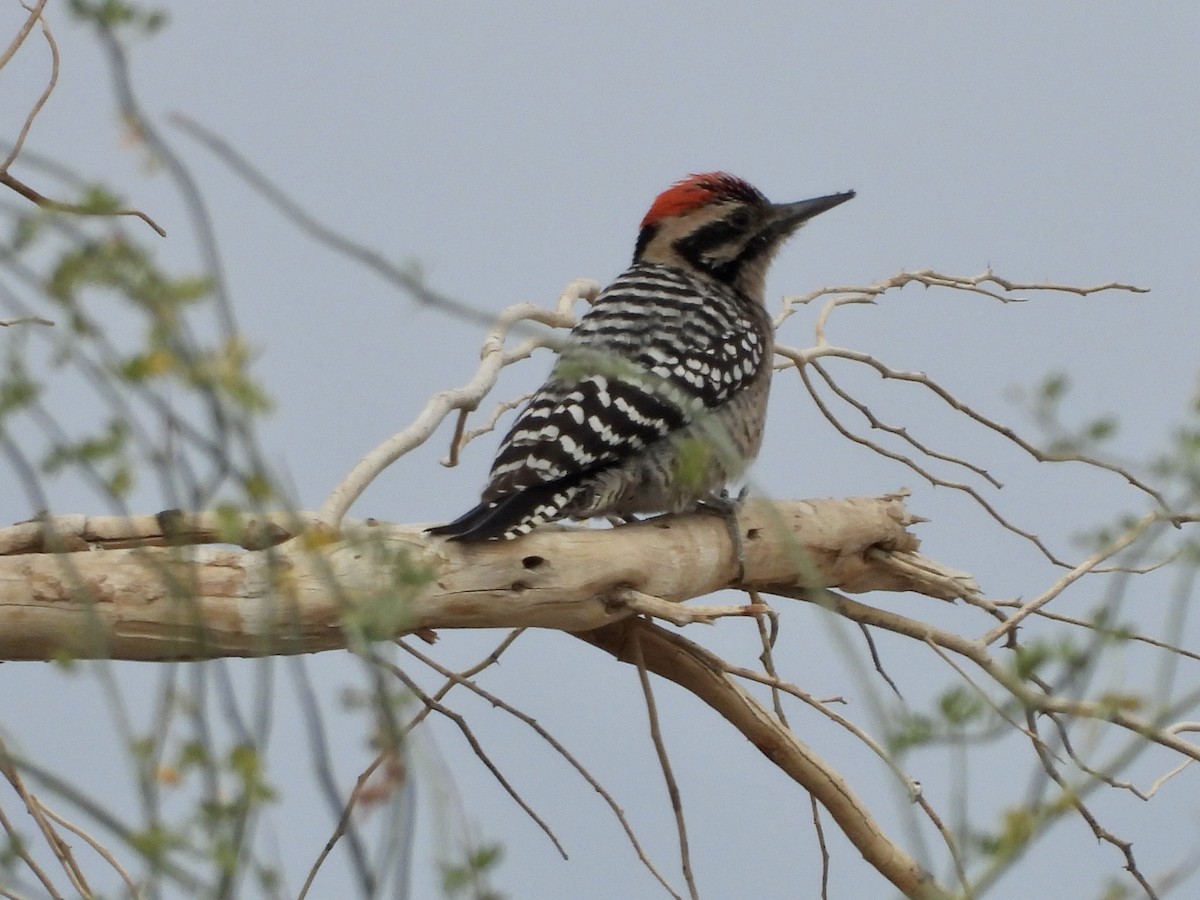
left=634, top=172, right=854, bottom=300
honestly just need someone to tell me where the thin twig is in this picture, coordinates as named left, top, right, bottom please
left=614, top=587, right=768, bottom=626
left=799, top=342, right=1168, bottom=512
left=398, top=638, right=682, bottom=899
left=632, top=630, right=698, bottom=900
left=40, top=806, right=140, bottom=897
left=0, top=0, right=48, bottom=72
left=379, top=659, right=568, bottom=859
left=296, top=749, right=392, bottom=900
left=783, top=588, right=1200, bottom=764
left=0, top=789, right=64, bottom=899
left=778, top=269, right=1148, bottom=330
left=981, top=512, right=1158, bottom=645
left=0, top=735, right=89, bottom=898
left=3, top=2, right=57, bottom=171
left=576, top=620, right=946, bottom=896
left=811, top=359, right=1002, bottom=487
left=792, top=357, right=1069, bottom=565
left=171, top=112, right=506, bottom=327
left=0, top=169, right=165, bottom=236
left=750, top=589, right=788, bottom=725
left=319, top=282, right=593, bottom=525
left=443, top=390, right=535, bottom=466
left=1029, top=712, right=1157, bottom=899
left=809, top=795, right=831, bottom=900
left=718, top=661, right=924, bottom=803
left=858, top=622, right=903, bottom=699
left=303, top=634, right=526, bottom=898
left=442, top=408, right=470, bottom=468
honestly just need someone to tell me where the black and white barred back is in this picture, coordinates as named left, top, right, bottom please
left=429, top=264, right=772, bottom=541
left=428, top=173, right=854, bottom=541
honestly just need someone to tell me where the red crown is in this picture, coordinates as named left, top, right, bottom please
left=641, top=172, right=763, bottom=228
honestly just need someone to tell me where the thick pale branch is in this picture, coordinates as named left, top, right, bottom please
left=0, top=495, right=966, bottom=662
left=0, top=510, right=308, bottom=555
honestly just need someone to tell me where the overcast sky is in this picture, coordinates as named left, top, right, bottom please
left=2, top=4, right=1198, bottom=898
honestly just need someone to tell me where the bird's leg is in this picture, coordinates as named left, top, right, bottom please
left=696, top=487, right=749, bottom=583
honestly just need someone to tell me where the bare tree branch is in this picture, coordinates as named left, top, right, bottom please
left=0, top=3, right=164, bottom=235
left=319, top=280, right=597, bottom=526
left=0, top=495, right=957, bottom=661
left=575, top=618, right=953, bottom=899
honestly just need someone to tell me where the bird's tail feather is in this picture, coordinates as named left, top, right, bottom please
left=425, top=481, right=582, bottom=541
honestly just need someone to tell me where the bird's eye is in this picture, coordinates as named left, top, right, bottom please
left=727, top=207, right=754, bottom=230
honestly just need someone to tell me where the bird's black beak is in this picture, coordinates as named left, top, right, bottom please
left=771, top=190, right=856, bottom=234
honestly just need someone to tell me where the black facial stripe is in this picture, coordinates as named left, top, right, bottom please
left=673, top=218, right=745, bottom=275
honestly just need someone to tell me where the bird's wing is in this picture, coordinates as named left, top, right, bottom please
left=481, top=269, right=767, bottom=502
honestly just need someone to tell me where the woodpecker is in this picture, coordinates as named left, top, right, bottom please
left=428, top=173, right=854, bottom=542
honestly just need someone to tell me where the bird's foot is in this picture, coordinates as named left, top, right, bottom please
left=696, top=488, right=749, bottom=583
left=606, top=513, right=641, bottom=528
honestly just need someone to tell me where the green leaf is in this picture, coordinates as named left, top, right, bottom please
left=441, top=842, right=504, bottom=897
left=129, top=823, right=184, bottom=864
left=937, top=685, right=985, bottom=726
left=0, top=375, right=38, bottom=416
left=886, top=711, right=934, bottom=753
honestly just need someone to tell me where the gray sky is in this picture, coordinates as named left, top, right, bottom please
left=2, top=4, right=1198, bottom=898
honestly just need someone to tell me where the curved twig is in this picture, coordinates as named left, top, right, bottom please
left=318, top=281, right=594, bottom=526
